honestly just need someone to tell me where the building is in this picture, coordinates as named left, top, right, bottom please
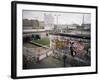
left=82, top=24, right=91, bottom=30
left=23, top=19, right=44, bottom=29
left=39, top=21, right=45, bottom=29
left=44, top=14, right=54, bottom=30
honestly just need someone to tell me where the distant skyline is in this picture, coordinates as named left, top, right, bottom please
left=23, top=10, right=91, bottom=25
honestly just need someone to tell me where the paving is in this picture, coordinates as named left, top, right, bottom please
left=23, top=56, right=64, bottom=69
left=23, top=43, right=90, bottom=70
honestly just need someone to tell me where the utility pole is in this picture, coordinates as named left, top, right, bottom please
left=81, top=14, right=85, bottom=35
left=82, top=14, right=84, bottom=25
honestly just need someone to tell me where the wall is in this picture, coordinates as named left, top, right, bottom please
left=0, top=0, right=99, bottom=80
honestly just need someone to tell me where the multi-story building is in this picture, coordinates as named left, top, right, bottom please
left=23, top=19, right=45, bottom=29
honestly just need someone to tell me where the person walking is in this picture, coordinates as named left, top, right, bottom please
left=70, top=42, right=75, bottom=57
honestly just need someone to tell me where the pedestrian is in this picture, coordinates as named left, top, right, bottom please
left=70, top=42, right=75, bottom=57
left=63, top=54, right=67, bottom=67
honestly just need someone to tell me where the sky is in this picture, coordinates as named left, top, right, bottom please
left=23, top=10, right=91, bottom=25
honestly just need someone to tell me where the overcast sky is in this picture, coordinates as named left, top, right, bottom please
left=23, top=10, right=91, bottom=25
